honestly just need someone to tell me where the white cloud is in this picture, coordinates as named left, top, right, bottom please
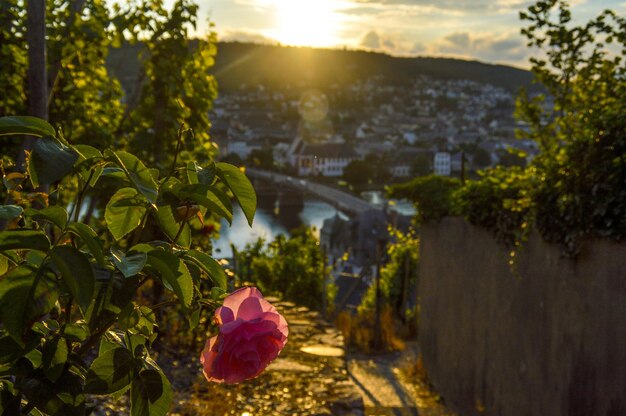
left=361, top=30, right=383, bottom=49
left=350, top=0, right=533, bottom=12
left=218, top=29, right=277, bottom=44
left=359, top=30, right=423, bottom=55
left=431, top=31, right=530, bottom=65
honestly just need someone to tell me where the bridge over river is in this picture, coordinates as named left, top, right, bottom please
left=246, top=168, right=381, bottom=216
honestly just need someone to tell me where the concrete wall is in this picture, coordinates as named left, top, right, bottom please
left=419, top=218, right=626, bottom=416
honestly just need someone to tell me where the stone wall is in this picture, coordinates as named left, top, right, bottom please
left=419, top=218, right=626, bottom=416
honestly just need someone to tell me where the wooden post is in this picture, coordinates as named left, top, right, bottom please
left=322, top=245, right=327, bottom=319
left=373, top=239, right=383, bottom=350
left=460, top=150, right=466, bottom=185
left=399, top=251, right=410, bottom=323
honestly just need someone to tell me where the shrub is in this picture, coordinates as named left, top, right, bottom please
left=0, top=116, right=256, bottom=415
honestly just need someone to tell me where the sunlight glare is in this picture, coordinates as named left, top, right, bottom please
left=267, top=0, right=343, bottom=47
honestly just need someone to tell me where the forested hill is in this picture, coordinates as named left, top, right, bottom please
left=212, top=42, right=534, bottom=92
left=107, top=41, right=535, bottom=94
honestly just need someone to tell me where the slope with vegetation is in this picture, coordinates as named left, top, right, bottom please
left=390, top=0, right=626, bottom=255
left=107, top=41, right=535, bottom=95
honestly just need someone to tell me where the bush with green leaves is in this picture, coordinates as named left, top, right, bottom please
left=387, top=175, right=461, bottom=224
left=456, top=166, right=536, bottom=247
left=515, top=0, right=626, bottom=253
left=234, top=227, right=330, bottom=310
left=0, top=116, right=256, bottom=415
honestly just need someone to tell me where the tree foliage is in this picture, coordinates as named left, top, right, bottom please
left=0, top=0, right=218, bottom=169
left=343, top=154, right=392, bottom=188
left=115, top=0, right=218, bottom=168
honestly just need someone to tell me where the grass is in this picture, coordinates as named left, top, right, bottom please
left=335, top=306, right=406, bottom=353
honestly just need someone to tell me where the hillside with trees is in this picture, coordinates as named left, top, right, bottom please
left=107, top=41, right=535, bottom=96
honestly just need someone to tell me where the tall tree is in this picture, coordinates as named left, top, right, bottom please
left=17, top=0, right=47, bottom=170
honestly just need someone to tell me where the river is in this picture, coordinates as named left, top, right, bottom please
left=212, top=189, right=415, bottom=258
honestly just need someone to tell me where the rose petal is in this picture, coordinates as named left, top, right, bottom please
left=222, top=287, right=264, bottom=315
left=216, top=305, right=235, bottom=325
left=257, top=311, right=289, bottom=344
left=200, top=336, right=221, bottom=382
left=236, top=296, right=265, bottom=321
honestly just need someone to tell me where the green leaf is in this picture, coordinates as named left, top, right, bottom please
left=216, top=162, right=257, bottom=226
left=21, top=370, right=85, bottom=415
left=101, top=167, right=128, bottom=181
left=0, top=255, right=8, bottom=275
left=63, top=322, right=89, bottom=342
left=50, top=245, right=95, bottom=312
left=27, top=137, right=78, bottom=187
left=117, top=305, right=141, bottom=332
left=99, top=332, right=124, bottom=356
left=0, top=205, right=23, bottom=221
left=85, top=347, right=137, bottom=395
left=0, top=116, right=56, bottom=137
left=0, top=380, right=21, bottom=415
left=0, top=230, right=50, bottom=251
left=73, top=144, right=102, bottom=161
left=145, top=251, right=193, bottom=308
left=0, top=336, right=24, bottom=364
left=105, top=151, right=158, bottom=204
left=177, top=184, right=233, bottom=223
left=67, top=222, right=105, bottom=266
left=131, top=369, right=172, bottom=416
left=42, top=337, right=68, bottom=382
left=87, top=275, right=138, bottom=334
left=73, top=145, right=104, bottom=186
left=185, top=162, right=199, bottom=184
left=0, top=265, right=59, bottom=345
left=25, top=348, right=42, bottom=368
left=184, top=250, right=227, bottom=290
left=128, top=243, right=157, bottom=254
left=105, top=188, right=147, bottom=241
left=111, top=248, right=147, bottom=278
left=153, top=204, right=191, bottom=248
left=185, top=161, right=215, bottom=185
left=25, top=206, right=68, bottom=229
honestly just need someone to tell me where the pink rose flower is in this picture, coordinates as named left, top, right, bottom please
left=200, top=286, right=288, bottom=384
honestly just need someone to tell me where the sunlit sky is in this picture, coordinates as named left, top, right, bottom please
left=189, top=0, right=625, bottom=68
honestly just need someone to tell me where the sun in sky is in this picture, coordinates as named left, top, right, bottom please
left=263, top=0, right=345, bottom=47
left=206, top=0, right=626, bottom=67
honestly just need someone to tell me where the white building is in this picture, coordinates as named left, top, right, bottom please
left=223, top=140, right=261, bottom=160
left=391, top=165, right=411, bottom=178
left=289, top=137, right=358, bottom=177
left=434, top=152, right=451, bottom=176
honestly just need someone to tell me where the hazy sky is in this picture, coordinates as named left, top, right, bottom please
left=193, top=0, right=625, bottom=68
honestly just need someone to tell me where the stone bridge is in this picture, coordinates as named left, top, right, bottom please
left=246, top=168, right=381, bottom=216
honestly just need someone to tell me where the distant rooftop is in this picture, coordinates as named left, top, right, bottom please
left=299, top=142, right=357, bottom=158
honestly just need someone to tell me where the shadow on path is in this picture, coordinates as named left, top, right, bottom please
left=347, top=352, right=420, bottom=416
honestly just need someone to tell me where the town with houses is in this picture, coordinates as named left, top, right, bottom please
left=210, top=75, right=544, bottom=179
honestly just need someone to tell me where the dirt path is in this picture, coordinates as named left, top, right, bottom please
left=347, top=343, right=455, bottom=416
left=347, top=349, right=419, bottom=416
